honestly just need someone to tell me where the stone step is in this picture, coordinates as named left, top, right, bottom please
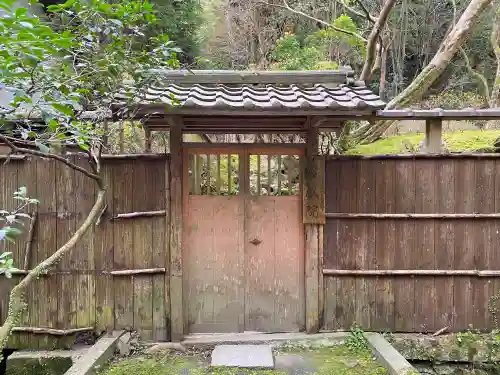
left=211, top=344, right=274, bottom=369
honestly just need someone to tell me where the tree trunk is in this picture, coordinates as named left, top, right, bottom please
left=352, top=0, right=494, bottom=144
left=359, top=0, right=397, bottom=82
left=491, top=3, right=500, bottom=108
left=0, top=188, right=106, bottom=348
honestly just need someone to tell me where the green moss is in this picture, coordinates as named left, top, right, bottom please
left=6, top=356, right=73, bottom=375
left=348, top=130, right=500, bottom=155
left=99, top=344, right=386, bottom=375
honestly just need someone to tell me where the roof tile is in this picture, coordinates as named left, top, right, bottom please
left=115, top=83, right=386, bottom=112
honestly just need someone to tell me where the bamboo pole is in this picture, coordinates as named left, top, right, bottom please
left=11, top=327, right=93, bottom=336
left=109, top=268, right=166, bottom=276
left=325, top=213, right=500, bottom=219
left=323, top=269, right=500, bottom=276
left=111, top=210, right=166, bottom=220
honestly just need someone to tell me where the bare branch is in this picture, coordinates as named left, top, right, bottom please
left=0, top=134, right=102, bottom=183
left=261, top=0, right=367, bottom=42
left=333, top=0, right=368, bottom=20
left=353, top=0, right=377, bottom=22
left=359, top=0, right=397, bottom=81
left=334, top=0, right=377, bottom=23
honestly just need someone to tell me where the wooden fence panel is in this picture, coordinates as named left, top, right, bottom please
left=0, top=155, right=170, bottom=347
left=324, top=156, right=500, bottom=333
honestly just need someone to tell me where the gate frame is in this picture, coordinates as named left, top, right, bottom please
left=168, top=117, right=322, bottom=342
left=182, top=143, right=307, bottom=334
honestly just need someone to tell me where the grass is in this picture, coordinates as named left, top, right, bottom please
left=98, top=343, right=386, bottom=375
left=347, top=130, right=500, bottom=155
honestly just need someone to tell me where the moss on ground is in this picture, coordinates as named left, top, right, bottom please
left=348, top=130, right=500, bottom=155
left=99, top=344, right=386, bottom=375
left=6, top=356, right=73, bottom=375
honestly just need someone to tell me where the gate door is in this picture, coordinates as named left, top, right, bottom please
left=183, top=147, right=305, bottom=333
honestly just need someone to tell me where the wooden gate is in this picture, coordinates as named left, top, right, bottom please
left=183, top=146, right=305, bottom=333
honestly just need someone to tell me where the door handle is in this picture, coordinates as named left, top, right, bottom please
left=249, top=238, right=262, bottom=246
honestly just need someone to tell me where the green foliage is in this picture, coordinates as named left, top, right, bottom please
left=348, top=130, right=500, bottom=155
left=0, top=186, right=38, bottom=278
left=270, top=33, right=323, bottom=71
left=345, top=324, right=369, bottom=353
left=148, top=0, right=202, bottom=61
left=269, top=15, right=364, bottom=71
left=0, top=0, right=179, bottom=154
left=305, top=15, right=365, bottom=67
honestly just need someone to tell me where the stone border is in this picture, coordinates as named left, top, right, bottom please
left=365, top=333, right=418, bottom=375
left=64, top=331, right=126, bottom=375
left=181, top=332, right=348, bottom=347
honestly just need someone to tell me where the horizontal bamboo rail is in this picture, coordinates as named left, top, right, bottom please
left=326, top=213, right=500, bottom=219
left=109, top=268, right=166, bottom=276
left=111, top=210, right=166, bottom=220
left=0, top=154, right=26, bottom=160
left=323, top=269, right=500, bottom=276
left=5, top=268, right=167, bottom=277
left=12, top=326, right=93, bottom=335
left=326, top=153, right=500, bottom=160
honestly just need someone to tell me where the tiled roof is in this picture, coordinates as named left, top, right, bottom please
left=115, top=83, right=386, bottom=111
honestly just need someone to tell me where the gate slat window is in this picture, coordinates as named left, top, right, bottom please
left=249, top=154, right=300, bottom=196
left=188, top=153, right=240, bottom=195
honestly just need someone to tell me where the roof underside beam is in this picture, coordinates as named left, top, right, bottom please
left=146, top=68, right=355, bottom=85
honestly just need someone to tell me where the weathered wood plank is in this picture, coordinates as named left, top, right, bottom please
left=169, top=123, right=184, bottom=341
left=151, top=159, right=167, bottom=341
left=132, top=161, right=154, bottom=341
left=113, top=161, right=135, bottom=331
left=304, top=125, right=320, bottom=333
left=453, top=160, right=475, bottom=331
left=374, top=160, right=395, bottom=331
left=274, top=196, right=304, bottom=331
left=394, top=159, right=416, bottom=332
left=56, top=158, right=76, bottom=335
left=434, top=159, right=455, bottom=332
left=94, top=161, right=114, bottom=334
left=414, top=159, right=436, bottom=333
left=473, top=160, right=495, bottom=330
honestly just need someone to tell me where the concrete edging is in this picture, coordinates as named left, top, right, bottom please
left=63, top=330, right=126, bottom=375
left=181, top=332, right=348, bottom=348
left=365, top=333, right=418, bottom=375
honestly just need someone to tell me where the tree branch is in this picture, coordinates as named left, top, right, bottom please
left=490, top=3, right=500, bottom=107
left=0, top=189, right=106, bottom=347
left=0, top=134, right=102, bottom=183
left=359, top=0, right=397, bottom=81
left=351, top=0, right=493, bottom=145
left=459, top=46, right=491, bottom=102
left=353, top=0, right=377, bottom=22
left=333, top=0, right=369, bottom=20
left=262, top=0, right=367, bottom=42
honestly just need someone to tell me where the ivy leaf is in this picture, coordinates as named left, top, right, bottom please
left=15, top=7, right=28, bottom=17
left=52, top=103, right=74, bottom=117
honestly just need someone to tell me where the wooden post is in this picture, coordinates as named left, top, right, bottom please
left=144, top=128, right=152, bottom=153
left=169, top=117, right=184, bottom=342
left=303, top=122, right=324, bottom=333
left=424, top=119, right=443, bottom=152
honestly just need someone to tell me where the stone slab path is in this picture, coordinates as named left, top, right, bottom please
left=211, top=345, right=274, bottom=369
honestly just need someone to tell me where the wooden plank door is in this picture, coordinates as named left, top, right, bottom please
left=183, top=147, right=305, bottom=334
left=244, top=150, right=305, bottom=332
left=183, top=150, right=245, bottom=333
